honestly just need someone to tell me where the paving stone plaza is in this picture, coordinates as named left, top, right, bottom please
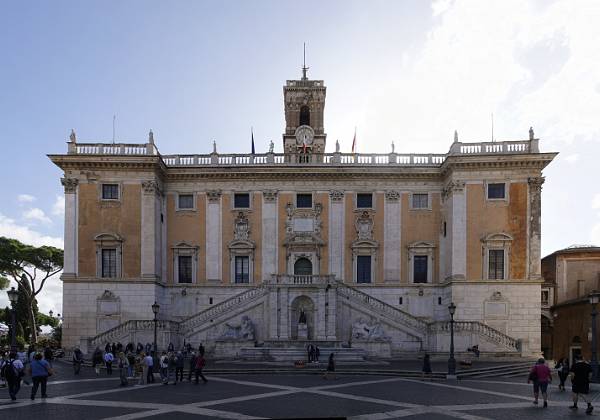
left=1, top=360, right=597, bottom=419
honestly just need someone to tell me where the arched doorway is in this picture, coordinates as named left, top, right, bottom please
left=290, top=295, right=315, bottom=340
left=294, top=258, right=312, bottom=276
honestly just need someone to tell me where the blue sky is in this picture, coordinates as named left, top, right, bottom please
left=1, top=0, right=599, bottom=313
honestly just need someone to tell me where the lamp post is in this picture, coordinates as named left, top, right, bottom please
left=589, top=291, right=600, bottom=382
left=152, top=301, right=160, bottom=354
left=448, top=302, right=457, bottom=377
left=7, top=287, right=19, bottom=351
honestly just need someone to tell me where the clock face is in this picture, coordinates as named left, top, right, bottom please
left=295, top=125, right=314, bottom=145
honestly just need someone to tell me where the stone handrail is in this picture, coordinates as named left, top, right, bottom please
left=270, top=274, right=336, bottom=285
left=90, top=319, right=179, bottom=347
left=336, top=282, right=429, bottom=333
left=179, top=284, right=269, bottom=332
left=66, top=138, right=539, bottom=167
left=430, top=320, right=520, bottom=351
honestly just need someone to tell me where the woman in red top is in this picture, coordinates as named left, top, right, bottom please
left=528, top=358, right=552, bottom=407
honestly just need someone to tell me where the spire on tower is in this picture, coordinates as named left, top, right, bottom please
left=302, top=42, right=309, bottom=81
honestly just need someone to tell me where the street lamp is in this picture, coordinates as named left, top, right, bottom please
left=152, top=301, right=160, bottom=354
left=589, top=291, right=600, bottom=382
left=7, top=287, right=19, bottom=351
left=448, top=302, right=457, bottom=377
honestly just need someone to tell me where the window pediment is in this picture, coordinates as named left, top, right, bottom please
left=229, top=239, right=255, bottom=250
left=172, top=241, right=199, bottom=250
left=94, top=233, right=123, bottom=244
left=408, top=241, right=436, bottom=250
left=482, top=233, right=513, bottom=244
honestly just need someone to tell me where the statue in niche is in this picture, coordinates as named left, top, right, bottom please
left=233, top=211, right=250, bottom=241
left=299, top=308, right=307, bottom=324
left=219, top=315, right=255, bottom=340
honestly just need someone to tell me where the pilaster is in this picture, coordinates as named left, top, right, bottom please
left=316, top=288, right=327, bottom=340
left=61, top=177, right=79, bottom=277
left=528, top=177, right=544, bottom=280
left=262, top=190, right=278, bottom=279
left=328, top=190, right=345, bottom=280
left=384, top=190, right=401, bottom=282
left=206, top=190, right=222, bottom=281
left=446, top=181, right=466, bottom=280
left=141, top=180, right=160, bottom=280
left=326, top=285, right=337, bottom=340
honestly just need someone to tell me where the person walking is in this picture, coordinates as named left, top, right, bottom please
left=198, top=343, right=205, bottom=357
left=126, top=351, right=135, bottom=377
left=175, top=351, right=184, bottom=383
left=159, top=351, right=169, bottom=384
left=194, top=353, right=208, bottom=384
left=92, top=347, right=103, bottom=376
left=556, top=357, right=569, bottom=391
left=528, top=358, right=552, bottom=407
left=144, top=352, right=155, bottom=383
left=570, top=355, right=594, bottom=414
left=43, top=346, right=54, bottom=367
left=72, top=347, right=83, bottom=375
left=315, top=346, right=320, bottom=363
left=188, top=351, right=197, bottom=382
left=29, top=352, right=52, bottom=400
left=167, top=352, right=177, bottom=385
left=104, top=350, right=114, bottom=375
left=323, top=353, right=336, bottom=380
left=2, top=351, right=24, bottom=401
left=117, top=352, right=129, bottom=387
left=135, top=353, right=145, bottom=385
left=422, top=354, right=432, bottom=380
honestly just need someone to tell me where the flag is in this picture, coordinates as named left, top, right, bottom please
left=251, top=128, right=255, bottom=155
left=351, top=128, right=356, bottom=154
left=302, top=133, right=307, bottom=154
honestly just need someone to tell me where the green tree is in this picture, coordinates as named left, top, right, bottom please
left=0, top=276, right=8, bottom=290
left=0, top=237, right=63, bottom=343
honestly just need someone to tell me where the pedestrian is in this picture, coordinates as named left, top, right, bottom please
left=92, top=347, right=103, bottom=376
left=43, top=346, right=53, bottom=367
left=194, top=353, right=208, bottom=384
left=117, top=352, right=129, bottom=386
left=528, top=358, right=552, bottom=407
left=2, top=351, right=24, bottom=401
left=422, top=354, right=432, bottom=380
left=72, top=347, right=83, bottom=375
left=569, top=355, right=594, bottom=414
left=160, top=351, right=169, bottom=384
left=556, top=357, right=569, bottom=391
left=111, top=342, right=117, bottom=355
left=135, top=353, right=145, bottom=385
left=307, top=344, right=313, bottom=363
left=198, top=343, right=205, bottom=357
left=17, top=347, right=30, bottom=386
left=188, top=351, right=197, bottom=382
left=127, top=351, right=135, bottom=377
left=145, top=343, right=152, bottom=354
left=175, top=351, right=184, bottom=383
left=105, top=343, right=111, bottom=354
left=323, top=353, right=336, bottom=380
left=144, top=351, right=154, bottom=383
left=104, top=349, right=114, bottom=375
left=168, top=352, right=177, bottom=385
left=29, top=352, right=52, bottom=400
left=168, top=342, right=175, bottom=352
left=136, top=342, right=143, bottom=354
left=315, top=346, right=320, bottom=363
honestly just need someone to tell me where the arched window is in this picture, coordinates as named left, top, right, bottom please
left=299, top=106, right=310, bottom=126
left=294, top=258, right=312, bottom=275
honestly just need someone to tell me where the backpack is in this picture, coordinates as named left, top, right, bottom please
left=195, top=357, right=206, bottom=370
left=1, top=360, right=18, bottom=381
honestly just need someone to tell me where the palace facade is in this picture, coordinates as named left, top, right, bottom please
left=49, top=69, right=556, bottom=358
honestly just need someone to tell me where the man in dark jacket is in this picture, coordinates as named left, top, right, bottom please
left=188, top=352, right=197, bottom=382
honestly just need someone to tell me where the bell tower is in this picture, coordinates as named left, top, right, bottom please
left=283, top=48, right=327, bottom=155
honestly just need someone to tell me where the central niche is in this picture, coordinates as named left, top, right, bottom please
left=294, top=258, right=313, bottom=275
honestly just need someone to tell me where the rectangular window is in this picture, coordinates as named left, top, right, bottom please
left=178, top=255, right=192, bottom=283
left=101, top=249, right=117, bottom=278
left=296, top=193, right=312, bottom=208
left=357, top=256, right=372, bottom=283
left=102, top=184, right=119, bottom=200
left=412, top=193, right=428, bottom=209
left=488, top=249, right=505, bottom=280
left=356, top=193, right=373, bottom=209
left=413, top=255, right=428, bottom=283
left=234, top=193, right=250, bottom=209
left=178, top=194, right=194, bottom=209
left=487, top=183, right=506, bottom=199
left=235, top=256, right=250, bottom=283
left=541, top=290, right=549, bottom=305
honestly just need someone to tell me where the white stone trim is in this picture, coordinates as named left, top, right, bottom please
left=329, top=191, right=345, bottom=280
left=231, top=191, right=253, bottom=210
left=94, top=233, right=123, bottom=278
left=229, top=244, right=255, bottom=284
left=408, top=241, right=435, bottom=284
left=354, top=191, right=375, bottom=210
left=294, top=191, right=314, bottom=209
left=99, top=182, right=122, bottom=202
left=289, top=252, right=318, bottom=275
left=352, top=244, right=378, bottom=284
left=485, top=180, right=509, bottom=202
left=409, top=192, right=432, bottom=211
left=383, top=191, right=401, bottom=282
left=206, top=193, right=222, bottom=282
left=262, top=192, right=278, bottom=280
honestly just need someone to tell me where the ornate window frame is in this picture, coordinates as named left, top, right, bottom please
left=407, top=241, right=435, bottom=284
left=229, top=211, right=255, bottom=284
left=232, top=191, right=252, bottom=210
left=485, top=181, right=509, bottom=203
left=355, top=192, right=375, bottom=210
left=295, top=192, right=314, bottom=209
left=351, top=211, right=378, bottom=283
left=94, top=233, right=123, bottom=278
left=481, top=233, right=513, bottom=280
left=176, top=192, right=196, bottom=211
left=99, top=182, right=122, bottom=202
left=409, top=192, right=431, bottom=211
left=172, top=241, right=199, bottom=284
left=289, top=252, right=318, bottom=276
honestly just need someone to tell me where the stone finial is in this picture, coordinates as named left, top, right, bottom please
left=335, top=140, right=340, bottom=153
left=453, top=130, right=458, bottom=143
left=269, top=140, right=274, bottom=153
left=529, top=126, right=534, bottom=140
left=212, top=141, right=217, bottom=154
left=148, top=129, right=154, bottom=144
left=69, top=129, right=77, bottom=143
left=391, top=141, right=395, bottom=153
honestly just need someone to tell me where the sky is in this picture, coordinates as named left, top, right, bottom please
left=0, top=0, right=599, bottom=315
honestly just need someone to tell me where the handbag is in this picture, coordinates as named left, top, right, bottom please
left=528, top=367, right=537, bottom=382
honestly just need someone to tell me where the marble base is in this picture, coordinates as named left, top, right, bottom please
left=298, top=323, right=308, bottom=340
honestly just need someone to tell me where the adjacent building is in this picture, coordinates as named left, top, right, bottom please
left=49, top=68, right=556, bottom=358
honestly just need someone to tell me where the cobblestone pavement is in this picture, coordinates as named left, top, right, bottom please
left=1, top=362, right=599, bottom=419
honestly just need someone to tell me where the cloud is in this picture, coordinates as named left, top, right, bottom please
left=0, top=212, right=62, bottom=248
left=51, top=195, right=64, bottom=217
left=17, top=194, right=36, bottom=204
left=564, top=154, right=579, bottom=164
left=23, top=208, right=53, bottom=225
left=593, top=194, right=600, bottom=210
left=432, top=0, right=453, bottom=17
